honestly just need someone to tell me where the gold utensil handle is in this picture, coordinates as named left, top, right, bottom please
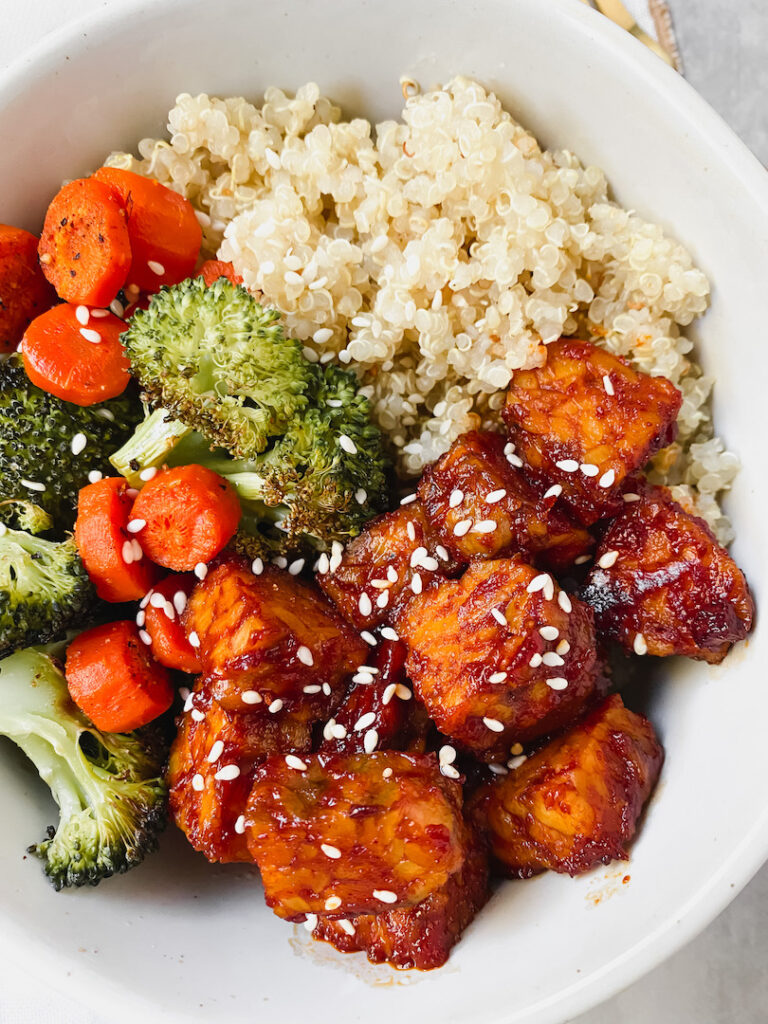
left=587, top=0, right=676, bottom=67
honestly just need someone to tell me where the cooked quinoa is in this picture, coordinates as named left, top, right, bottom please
left=106, top=76, right=737, bottom=541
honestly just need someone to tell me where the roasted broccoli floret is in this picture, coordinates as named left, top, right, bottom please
left=0, top=525, right=95, bottom=656
left=121, top=277, right=315, bottom=460
left=0, top=647, right=167, bottom=889
left=0, top=356, right=144, bottom=533
left=111, top=367, right=390, bottom=556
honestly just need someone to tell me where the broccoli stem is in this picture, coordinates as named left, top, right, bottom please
left=110, top=409, right=193, bottom=487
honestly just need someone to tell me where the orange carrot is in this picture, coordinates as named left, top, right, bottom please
left=93, top=167, right=202, bottom=291
left=38, top=178, right=131, bottom=306
left=142, top=574, right=202, bottom=674
left=21, top=302, right=131, bottom=405
left=74, top=477, right=160, bottom=602
left=130, top=465, right=241, bottom=571
left=65, top=620, right=174, bottom=732
left=0, top=225, right=57, bottom=351
left=198, top=259, right=243, bottom=287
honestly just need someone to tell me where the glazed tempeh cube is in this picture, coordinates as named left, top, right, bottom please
left=184, top=553, right=366, bottom=712
left=582, top=489, right=754, bottom=663
left=471, top=695, right=663, bottom=877
left=417, top=430, right=592, bottom=572
left=245, top=751, right=467, bottom=920
left=396, top=557, right=600, bottom=762
left=503, top=339, right=682, bottom=525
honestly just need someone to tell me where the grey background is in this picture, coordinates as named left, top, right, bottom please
left=574, top=4, right=768, bottom=1021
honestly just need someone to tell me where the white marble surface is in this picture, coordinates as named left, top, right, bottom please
left=0, top=1, right=766, bottom=1021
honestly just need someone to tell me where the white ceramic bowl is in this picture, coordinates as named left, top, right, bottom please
left=1, top=1, right=767, bottom=1021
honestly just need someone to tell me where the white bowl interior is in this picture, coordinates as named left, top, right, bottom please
left=0, top=2, right=766, bottom=1022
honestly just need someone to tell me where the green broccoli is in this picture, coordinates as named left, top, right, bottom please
left=0, top=356, right=144, bottom=533
left=121, top=277, right=315, bottom=460
left=0, top=647, right=167, bottom=890
left=0, top=524, right=95, bottom=656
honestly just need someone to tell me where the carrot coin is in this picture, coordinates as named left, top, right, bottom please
left=0, top=225, right=57, bottom=350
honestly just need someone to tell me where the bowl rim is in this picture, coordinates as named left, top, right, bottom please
left=1, top=1, right=767, bottom=1021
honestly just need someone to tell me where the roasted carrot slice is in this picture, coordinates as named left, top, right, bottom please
left=130, top=465, right=241, bottom=571
left=93, top=167, right=202, bottom=291
left=141, top=574, right=202, bottom=674
left=21, top=303, right=131, bottom=405
left=38, top=178, right=131, bottom=306
left=66, top=620, right=174, bottom=732
left=198, top=260, right=242, bottom=287
left=0, top=225, right=57, bottom=351
left=74, top=477, right=160, bottom=602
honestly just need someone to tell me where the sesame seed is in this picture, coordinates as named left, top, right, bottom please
left=303, top=913, right=318, bottom=932
left=139, top=466, right=157, bottom=482
left=363, top=729, right=379, bottom=753
left=410, top=546, right=428, bottom=568
left=303, top=685, right=322, bottom=694
left=382, top=768, right=393, bottom=779
left=241, top=691, right=262, bottom=704
left=623, top=492, right=641, bottom=503
left=135, top=610, right=145, bottom=627
left=79, top=327, right=102, bottom=343
left=543, top=484, right=563, bottom=500
left=558, top=592, right=573, bottom=613
left=400, top=493, right=417, bottom=505
left=126, top=487, right=139, bottom=500
left=410, top=572, right=423, bottom=595
left=453, top=518, right=473, bottom=537
left=194, top=562, right=208, bottom=580
left=325, top=896, right=342, bottom=911
left=339, top=919, right=355, bottom=936
left=215, top=764, right=240, bottom=782
left=555, top=459, right=579, bottom=472
left=339, top=434, right=358, bottom=454
left=358, top=593, right=373, bottom=616
left=190, top=708, right=205, bottom=722
left=504, top=442, right=516, bottom=455
left=361, top=630, right=377, bottom=646
left=353, top=671, right=374, bottom=685
left=483, top=717, right=505, bottom=733
left=234, top=815, right=246, bottom=835
left=395, top=684, right=411, bottom=701
left=507, top=453, right=523, bottom=468
left=574, top=554, right=592, bottom=565
left=580, top=463, right=599, bottom=477
left=87, top=470, right=103, bottom=484
left=473, top=520, right=498, bottom=534
left=355, top=712, right=377, bottom=732
left=373, top=890, right=397, bottom=904
left=489, top=671, right=508, bottom=683
left=268, top=699, right=284, bottom=714
left=543, top=652, right=565, bottom=667
left=492, top=608, right=507, bottom=627
left=297, top=645, right=314, bottom=666
left=127, top=518, right=146, bottom=533
left=286, top=755, right=308, bottom=771
left=598, top=550, right=619, bottom=569
left=603, top=374, right=615, bottom=396
left=140, top=590, right=152, bottom=609
left=74, top=306, right=88, bottom=326
left=273, top=556, right=288, bottom=569
left=440, top=764, right=461, bottom=779
left=485, top=489, right=506, bottom=504
left=547, top=678, right=569, bottom=691
left=406, top=520, right=416, bottom=541
left=109, top=298, right=125, bottom=317
left=382, top=683, right=397, bottom=705
left=188, top=631, right=200, bottom=648
left=529, top=652, right=543, bottom=667
left=510, top=742, right=524, bottom=756
left=436, top=544, right=450, bottom=562
left=326, top=398, right=342, bottom=407
left=70, top=432, right=87, bottom=456
left=387, top=566, right=399, bottom=583
left=315, top=553, right=329, bottom=575
left=148, top=260, right=165, bottom=276
left=556, top=639, right=571, bottom=655
left=489, top=763, right=509, bottom=776
left=355, top=488, right=367, bottom=505
left=191, top=774, right=204, bottom=792
left=313, top=328, right=333, bottom=344
left=150, top=592, right=166, bottom=609
left=439, top=745, right=457, bottom=765
left=122, top=540, right=135, bottom=564
left=21, top=479, right=45, bottom=492
left=381, top=626, right=399, bottom=641
left=321, top=843, right=341, bottom=859
left=508, top=755, right=528, bottom=769
left=633, top=632, right=648, bottom=655
left=322, top=719, right=336, bottom=742
left=527, top=573, right=551, bottom=594
left=330, top=541, right=344, bottom=572
left=139, top=629, right=152, bottom=646
left=539, top=626, right=560, bottom=641
left=90, top=308, right=110, bottom=319
left=599, top=469, right=616, bottom=488
left=332, top=722, right=347, bottom=740
left=207, top=740, right=224, bottom=763
left=449, top=489, right=464, bottom=508
left=288, top=558, right=305, bottom=576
